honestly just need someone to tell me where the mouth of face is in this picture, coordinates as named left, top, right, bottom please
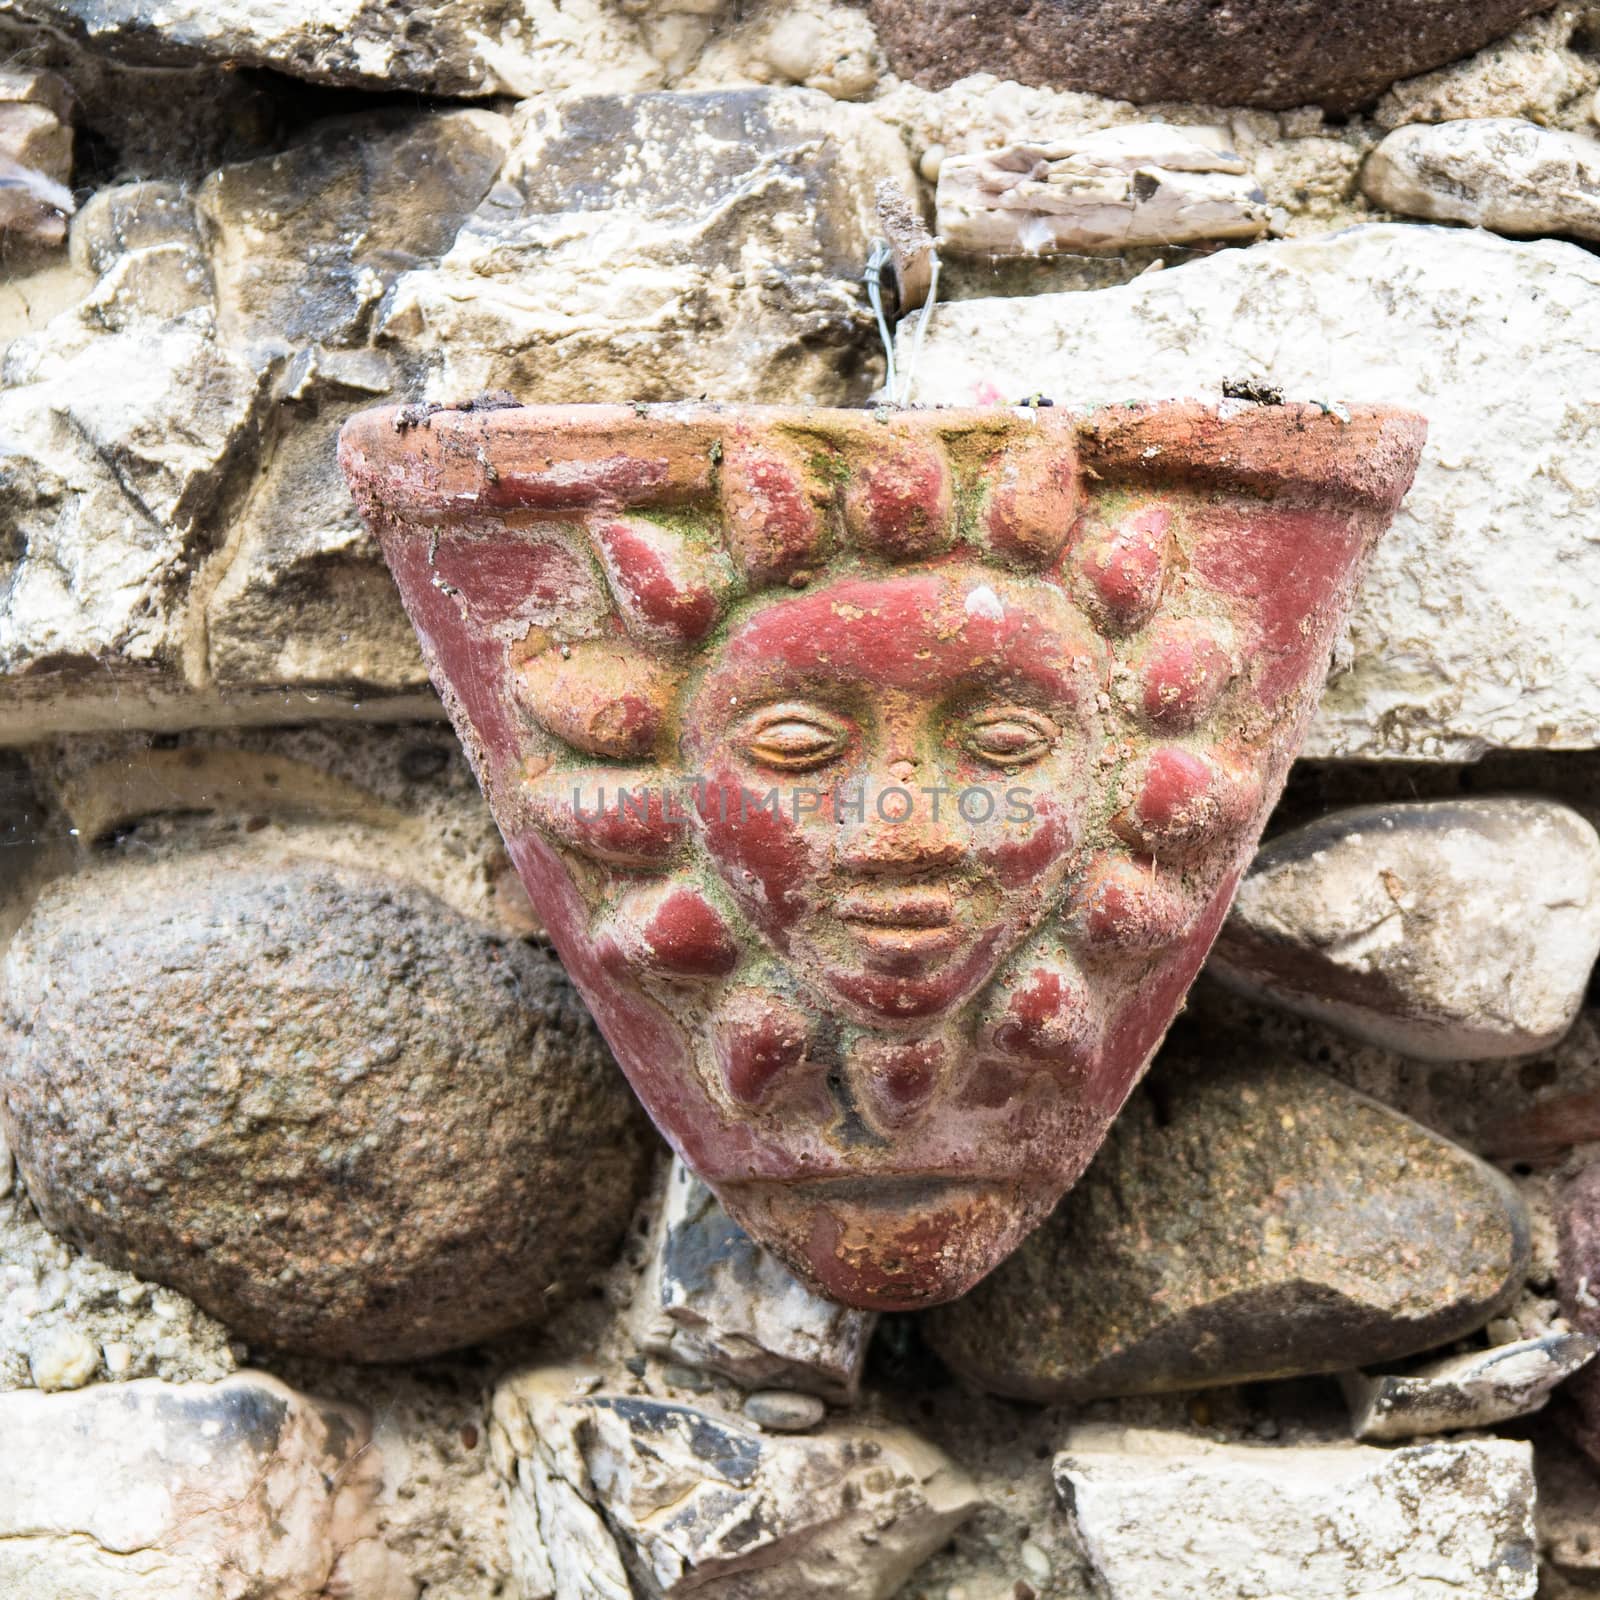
left=837, top=886, right=965, bottom=964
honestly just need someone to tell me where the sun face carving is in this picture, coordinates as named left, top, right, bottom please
left=341, top=399, right=1428, bottom=1311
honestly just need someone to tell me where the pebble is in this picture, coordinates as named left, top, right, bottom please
left=28, top=1328, right=98, bottom=1392
left=742, top=1389, right=827, bottom=1433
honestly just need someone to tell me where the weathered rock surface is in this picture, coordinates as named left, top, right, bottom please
left=0, top=0, right=677, bottom=98
left=382, top=89, right=913, bottom=407
left=632, top=1157, right=874, bottom=1403
left=868, top=0, right=1557, bottom=110
left=292, top=1360, right=514, bottom=1600
left=0, top=67, right=73, bottom=246
left=0, top=1371, right=411, bottom=1598
left=1374, top=6, right=1599, bottom=128
left=0, top=90, right=912, bottom=740
left=923, top=1040, right=1529, bottom=1402
left=1365, top=118, right=1600, bottom=239
left=935, top=124, right=1269, bottom=255
left=1210, top=800, right=1600, bottom=1060
left=493, top=1366, right=978, bottom=1599
left=194, top=109, right=510, bottom=696
left=0, top=106, right=510, bottom=739
left=910, top=224, right=1600, bottom=761
left=1055, top=1426, right=1537, bottom=1599
left=0, top=843, right=652, bottom=1359
left=1344, top=1332, right=1600, bottom=1441
left=1554, top=1158, right=1600, bottom=1467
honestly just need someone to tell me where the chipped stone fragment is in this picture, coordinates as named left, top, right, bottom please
left=495, top=1366, right=978, bottom=1600
left=1343, top=1332, right=1600, bottom=1441
left=937, top=125, right=1269, bottom=255
left=632, top=1158, right=874, bottom=1402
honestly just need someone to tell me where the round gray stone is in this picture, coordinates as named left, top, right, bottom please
left=0, top=844, right=654, bottom=1361
left=742, top=1389, right=827, bottom=1432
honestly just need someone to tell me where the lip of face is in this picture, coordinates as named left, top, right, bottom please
left=684, top=567, right=1105, bottom=1023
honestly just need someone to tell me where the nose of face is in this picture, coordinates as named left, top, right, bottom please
left=836, top=778, right=966, bottom=876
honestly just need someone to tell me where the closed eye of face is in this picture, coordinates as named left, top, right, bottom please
left=959, top=705, right=1059, bottom=768
left=735, top=702, right=852, bottom=772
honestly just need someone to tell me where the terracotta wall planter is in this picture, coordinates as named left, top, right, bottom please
left=340, top=399, right=1426, bottom=1310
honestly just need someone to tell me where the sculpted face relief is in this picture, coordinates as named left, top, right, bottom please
left=340, top=400, right=1426, bottom=1309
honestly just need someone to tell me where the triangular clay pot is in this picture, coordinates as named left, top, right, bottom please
left=340, top=400, right=1426, bottom=1310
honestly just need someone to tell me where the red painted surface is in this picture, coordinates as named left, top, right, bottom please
left=340, top=399, right=1426, bottom=1310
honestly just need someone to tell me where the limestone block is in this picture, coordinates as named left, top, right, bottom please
left=1055, top=1426, right=1537, bottom=1599
left=381, top=89, right=915, bottom=407
left=907, top=224, right=1600, bottom=760
left=0, top=0, right=675, bottom=98
left=1365, top=119, right=1600, bottom=239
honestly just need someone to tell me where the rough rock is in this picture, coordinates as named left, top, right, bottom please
left=910, top=223, right=1600, bottom=761
left=0, top=843, right=652, bottom=1359
left=197, top=109, right=511, bottom=356
left=1343, top=1332, right=1600, bottom=1441
left=1055, top=1426, right=1537, bottom=1600
left=381, top=89, right=915, bottom=407
left=935, top=124, right=1269, bottom=255
left=0, top=106, right=513, bottom=739
left=867, top=0, right=1557, bottom=110
left=26, top=722, right=539, bottom=939
left=493, top=1365, right=979, bottom=1599
left=1364, top=118, right=1600, bottom=238
left=1374, top=5, right=1600, bottom=128
left=632, top=1157, right=874, bottom=1403
left=0, top=1371, right=411, bottom=1598
left=0, top=67, right=73, bottom=247
left=759, top=4, right=882, bottom=100
left=0, top=0, right=681, bottom=98
left=1209, top=800, right=1600, bottom=1060
left=922, top=1038, right=1529, bottom=1402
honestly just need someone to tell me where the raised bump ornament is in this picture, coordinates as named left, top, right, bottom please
left=339, top=400, right=1426, bottom=1310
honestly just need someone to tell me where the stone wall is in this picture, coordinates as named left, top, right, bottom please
left=3, top=2, right=1600, bottom=1595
